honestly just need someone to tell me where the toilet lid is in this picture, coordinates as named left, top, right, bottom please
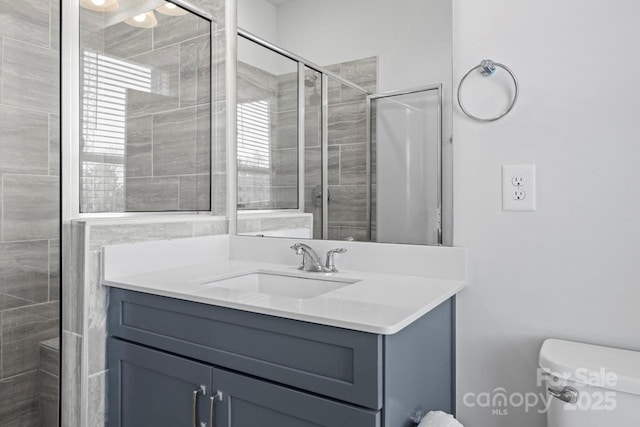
left=539, top=339, right=640, bottom=396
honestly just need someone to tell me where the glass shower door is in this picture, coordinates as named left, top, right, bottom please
left=0, top=0, right=61, bottom=425
left=372, top=88, right=442, bottom=245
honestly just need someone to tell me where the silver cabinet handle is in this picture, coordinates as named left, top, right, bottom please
left=547, top=386, right=579, bottom=404
left=209, top=391, right=223, bottom=427
left=192, top=385, right=206, bottom=427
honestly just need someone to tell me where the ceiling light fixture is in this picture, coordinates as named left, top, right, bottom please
left=156, top=2, right=189, bottom=16
left=124, top=10, right=158, bottom=28
left=80, top=0, right=120, bottom=12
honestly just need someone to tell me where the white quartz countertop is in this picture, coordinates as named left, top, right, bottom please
left=103, top=259, right=465, bottom=335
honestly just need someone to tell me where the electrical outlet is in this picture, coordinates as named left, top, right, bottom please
left=512, top=189, right=526, bottom=200
left=511, top=176, right=524, bottom=187
left=503, top=165, right=536, bottom=211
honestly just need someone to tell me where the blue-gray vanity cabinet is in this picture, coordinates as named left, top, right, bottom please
left=108, top=339, right=379, bottom=427
left=108, top=288, right=454, bottom=427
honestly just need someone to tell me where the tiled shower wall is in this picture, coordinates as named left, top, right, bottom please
left=0, top=0, right=61, bottom=425
left=114, top=15, right=212, bottom=212
left=80, top=6, right=227, bottom=215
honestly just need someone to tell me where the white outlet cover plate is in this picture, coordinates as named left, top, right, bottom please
left=502, top=165, right=536, bottom=211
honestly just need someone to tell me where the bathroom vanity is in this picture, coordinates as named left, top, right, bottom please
left=103, top=235, right=465, bottom=427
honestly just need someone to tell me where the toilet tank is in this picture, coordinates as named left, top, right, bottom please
left=539, top=339, right=640, bottom=427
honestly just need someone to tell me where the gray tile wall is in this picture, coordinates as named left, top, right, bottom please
left=38, top=338, right=59, bottom=427
left=80, top=7, right=226, bottom=214
left=0, top=0, right=60, bottom=425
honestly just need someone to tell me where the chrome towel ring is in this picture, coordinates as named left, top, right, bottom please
left=457, top=59, right=519, bottom=122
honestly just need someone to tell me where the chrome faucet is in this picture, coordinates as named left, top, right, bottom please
left=290, top=243, right=329, bottom=272
left=290, top=243, right=347, bottom=273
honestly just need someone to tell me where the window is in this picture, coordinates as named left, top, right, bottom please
left=237, top=100, right=272, bottom=208
left=81, top=51, right=152, bottom=212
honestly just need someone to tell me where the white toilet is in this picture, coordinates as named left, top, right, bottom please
left=539, top=339, right=640, bottom=426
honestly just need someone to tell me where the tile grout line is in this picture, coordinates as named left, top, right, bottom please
left=0, top=102, right=57, bottom=117
left=0, top=35, right=56, bottom=54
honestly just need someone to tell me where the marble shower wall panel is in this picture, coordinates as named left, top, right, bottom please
left=3, top=37, right=59, bottom=113
left=0, top=106, right=49, bottom=175
left=0, top=0, right=60, bottom=424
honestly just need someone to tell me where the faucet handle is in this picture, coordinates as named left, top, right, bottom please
left=325, top=248, right=347, bottom=272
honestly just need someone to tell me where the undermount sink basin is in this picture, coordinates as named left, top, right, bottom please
left=198, top=271, right=359, bottom=299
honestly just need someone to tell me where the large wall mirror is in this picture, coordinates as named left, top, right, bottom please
left=235, top=0, right=452, bottom=245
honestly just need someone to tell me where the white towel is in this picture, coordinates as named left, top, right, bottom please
left=418, top=411, right=463, bottom=427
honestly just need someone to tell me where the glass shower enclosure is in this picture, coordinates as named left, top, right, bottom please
left=0, top=0, right=61, bottom=425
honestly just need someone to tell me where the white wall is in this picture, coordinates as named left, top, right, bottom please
left=453, top=1, right=640, bottom=426
left=275, top=0, right=452, bottom=95
left=237, top=0, right=280, bottom=73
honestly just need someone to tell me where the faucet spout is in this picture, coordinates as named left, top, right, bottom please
left=290, top=243, right=330, bottom=272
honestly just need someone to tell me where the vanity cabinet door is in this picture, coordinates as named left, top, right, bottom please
left=108, top=338, right=212, bottom=427
left=212, top=368, right=381, bottom=427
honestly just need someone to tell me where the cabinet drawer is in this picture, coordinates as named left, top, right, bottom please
left=109, top=289, right=382, bottom=409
